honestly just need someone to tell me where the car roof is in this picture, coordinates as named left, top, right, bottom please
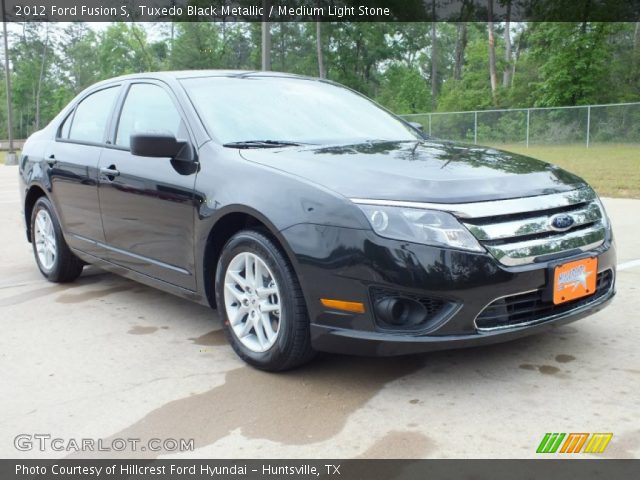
left=102, top=70, right=317, bottom=83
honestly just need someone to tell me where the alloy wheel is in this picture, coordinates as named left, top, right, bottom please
left=34, top=209, right=57, bottom=271
left=223, top=252, right=282, bottom=353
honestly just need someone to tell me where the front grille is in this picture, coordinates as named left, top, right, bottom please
left=475, top=269, right=613, bottom=331
left=459, top=188, right=607, bottom=266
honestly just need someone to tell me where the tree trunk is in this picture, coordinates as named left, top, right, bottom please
left=453, top=22, right=467, bottom=81
left=279, top=24, right=286, bottom=71
left=316, top=22, right=325, bottom=78
left=130, top=24, right=152, bottom=71
left=487, top=0, right=498, bottom=103
left=511, top=28, right=524, bottom=88
left=2, top=0, right=15, bottom=153
left=261, top=0, right=271, bottom=71
left=502, top=1, right=512, bottom=88
left=430, top=1, right=437, bottom=109
left=633, top=22, right=640, bottom=74
left=35, top=24, right=49, bottom=131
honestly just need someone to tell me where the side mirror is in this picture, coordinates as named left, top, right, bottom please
left=130, top=133, right=193, bottom=161
left=408, top=121, right=425, bottom=132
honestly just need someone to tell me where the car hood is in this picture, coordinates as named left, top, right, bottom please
left=238, top=140, right=586, bottom=203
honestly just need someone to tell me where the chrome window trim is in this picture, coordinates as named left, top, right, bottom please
left=474, top=269, right=615, bottom=332
left=351, top=187, right=596, bottom=219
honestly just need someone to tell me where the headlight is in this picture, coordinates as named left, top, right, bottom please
left=594, top=197, right=611, bottom=230
left=356, top=204, right=484, bottom=252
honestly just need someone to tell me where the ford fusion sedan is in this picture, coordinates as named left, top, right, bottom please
left=18, top=71, right=615, bottom=370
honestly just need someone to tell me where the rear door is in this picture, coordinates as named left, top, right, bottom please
left=97, top=81, right=198, bottom=290
left=48, top=85, right=121, bottom=257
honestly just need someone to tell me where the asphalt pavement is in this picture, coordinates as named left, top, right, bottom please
left=0, top=165, right=638, bottom=459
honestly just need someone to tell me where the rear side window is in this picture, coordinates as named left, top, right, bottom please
left=68, top=86, right=119, bottom=144
left=115, top=83, right=185, bottom=148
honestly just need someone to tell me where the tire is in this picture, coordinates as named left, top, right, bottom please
left=30, top=196, right=84, bottom=283
left=215, top=229, right=315, bottom=371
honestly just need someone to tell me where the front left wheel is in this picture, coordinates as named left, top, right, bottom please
left=30, top=196, right=84, bottom=283
left=215, top=229, right=315, bottom=371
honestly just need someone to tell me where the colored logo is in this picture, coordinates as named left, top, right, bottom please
left=549, top=213, right=575, bottom=231
left=557, top=264, right=592, bottom=291
left=536, top=433, right=613, bottom=454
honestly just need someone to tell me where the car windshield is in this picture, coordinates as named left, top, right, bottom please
left=180, top=75, right=420, bottom=146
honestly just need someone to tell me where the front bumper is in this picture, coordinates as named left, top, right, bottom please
left=281, top=224, right=616, bottom=356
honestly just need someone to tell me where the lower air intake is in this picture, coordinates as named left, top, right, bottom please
left=475, top=269, right=614, bottom=331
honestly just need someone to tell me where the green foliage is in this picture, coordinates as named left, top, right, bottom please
left=376, top=65, right=431, bottom=114
left=437, top=38, right=495, bottom=112
left=526, top=23, right=620, bottom=106
left=2, top=21, right=639, bottom=140
left=96, top=23, right=159, bottom=77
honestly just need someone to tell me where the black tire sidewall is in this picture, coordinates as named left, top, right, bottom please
left=215, top=231, right=301, bottom=369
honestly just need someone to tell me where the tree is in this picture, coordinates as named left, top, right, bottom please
left=34, top=23, right=50, bottom=130
left=437, top=35, right=494, bottom=112
left=96, top=24, right=157, bottom=77
left=526, top=22, right=620, bottom=106
left=430, top=0, right=438, bottom=107
left=502, top=0, right=512, bottom=87
left=377, top=64, right=431, bottom=113
left=487, top=0, right=498, bottom=103
left=453, top=22, right=468, bottom=80
left=261, top=0, right=271, bottom=71
left=2, top=7, right=14, bottom=155
left=2, top=20, right=639, bottom=141
left=170, top=23, right=221, bottom=69
left=60, top=23, right=100, bottom=94
left=316, top=22, right=325, bottom=78
left=10, top=23, right=65, bottom=137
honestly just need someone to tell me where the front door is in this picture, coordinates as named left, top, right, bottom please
left=48, top=85, right=121, bottom=257
left=98, top=82, right=198, bottom=290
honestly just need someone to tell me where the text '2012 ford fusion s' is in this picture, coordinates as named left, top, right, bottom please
left=18, top=71, right=616, bottom=371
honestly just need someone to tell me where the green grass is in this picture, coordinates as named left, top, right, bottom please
left=490, top=144, right=640, bottom=199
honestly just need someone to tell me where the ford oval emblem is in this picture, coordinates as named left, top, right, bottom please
left=550, top=213, right=575, bottom=231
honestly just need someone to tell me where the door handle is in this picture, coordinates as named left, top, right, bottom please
left=100, top=166, right=120, bottom=178
left=46, top=154, right=57, bottom=167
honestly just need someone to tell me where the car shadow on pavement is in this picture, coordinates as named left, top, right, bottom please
left=66, top=321, right=585, bottom=459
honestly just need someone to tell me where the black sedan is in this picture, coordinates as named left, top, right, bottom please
left=18, top=71, right=616, bottom=370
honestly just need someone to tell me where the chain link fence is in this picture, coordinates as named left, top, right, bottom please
left=402, top=102, right=640, bottom=147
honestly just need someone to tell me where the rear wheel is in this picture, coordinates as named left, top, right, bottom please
left=215, top=230, right=315, bottom=371
left=31, top=196, right=84, bottom=283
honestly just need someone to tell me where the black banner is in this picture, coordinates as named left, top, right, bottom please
left=2, top=0, right=640, bottom=22
left=2, top=459, right=640, bottom=480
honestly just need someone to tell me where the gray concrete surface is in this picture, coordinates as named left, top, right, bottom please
left=0, top=164, right=638, bottom=459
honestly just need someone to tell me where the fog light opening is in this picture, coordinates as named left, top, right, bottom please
left=375, top=297, right=427, bottom=326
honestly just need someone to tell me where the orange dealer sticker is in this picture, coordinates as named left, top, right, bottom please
left=553, top=257, right=598, bottom=305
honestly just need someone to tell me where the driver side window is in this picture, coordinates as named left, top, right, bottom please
left=115, top=83, right=187, bottom=148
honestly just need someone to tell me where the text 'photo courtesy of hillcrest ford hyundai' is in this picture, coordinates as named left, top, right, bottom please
left=18, top=71, right=615, bottom=371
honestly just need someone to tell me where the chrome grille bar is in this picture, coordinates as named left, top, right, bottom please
left=484, top=224, right=606, bottom=266
left=463, top=202, right=602, bottom=241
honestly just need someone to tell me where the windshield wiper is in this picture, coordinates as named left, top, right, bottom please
left=223, top=140, right=304, bottom=149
